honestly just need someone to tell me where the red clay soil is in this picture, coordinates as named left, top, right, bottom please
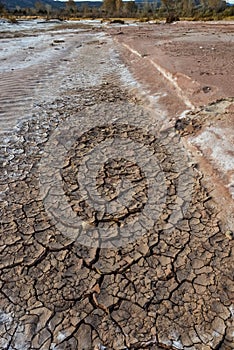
left=108, top=21, right=234, bottom=229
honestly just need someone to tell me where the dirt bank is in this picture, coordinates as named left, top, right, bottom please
left=110, top=20, right=234, bottom=229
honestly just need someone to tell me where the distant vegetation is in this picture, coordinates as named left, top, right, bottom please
left=0, top=0, right=234, bottom=21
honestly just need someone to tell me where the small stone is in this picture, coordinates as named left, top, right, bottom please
left=225, top=230, right=233, bottom=240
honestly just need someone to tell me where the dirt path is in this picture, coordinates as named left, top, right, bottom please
left=0, top=21, right=233, bottom=350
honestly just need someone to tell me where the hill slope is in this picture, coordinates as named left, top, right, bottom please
left=1, top=0, right=104, bottom=10
left=1, top=0, right=65, bottom=10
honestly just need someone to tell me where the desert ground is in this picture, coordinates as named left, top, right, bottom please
left=0, top=19, right=233, bottom=349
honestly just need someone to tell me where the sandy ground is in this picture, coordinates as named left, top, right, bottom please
left=0, top=20, right=233, bottom=350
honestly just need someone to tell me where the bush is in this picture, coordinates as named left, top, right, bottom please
left=166, top=13, right=179, bottom=23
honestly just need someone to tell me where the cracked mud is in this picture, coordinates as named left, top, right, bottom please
left=0, top=22, right=233, bottom=350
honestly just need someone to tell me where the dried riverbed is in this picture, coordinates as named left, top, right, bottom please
left=0, top=20, right=233, bottom=350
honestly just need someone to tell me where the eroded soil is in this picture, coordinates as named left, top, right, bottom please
left=0, top=20, right=233, bottom=350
